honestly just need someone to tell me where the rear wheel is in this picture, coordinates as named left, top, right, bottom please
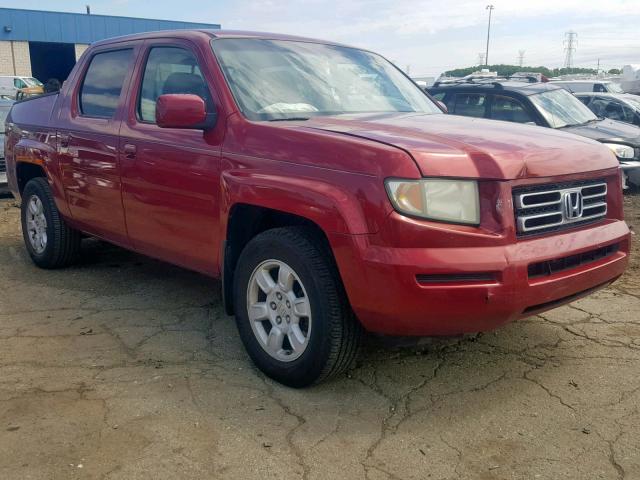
left=233, top=227, right=362, bottom=388
left=21, top=177, right=80, bottom=268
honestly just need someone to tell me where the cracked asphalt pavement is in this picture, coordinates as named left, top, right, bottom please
left=0, top=194, right=639, bottom=480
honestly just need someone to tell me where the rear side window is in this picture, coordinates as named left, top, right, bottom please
left=490, top=95, right=533, bottom=123
left=138, top=47, right=209, bottom=123
left=79, top=49, right=133, bottom=118
left=453, top=93, right=486, bottom=118
left=14, top=78, right=26, bottom=89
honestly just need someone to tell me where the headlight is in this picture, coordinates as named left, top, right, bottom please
left=603, top=143, right=635, bottom=159
left=385, top=178, right=480, bottom=225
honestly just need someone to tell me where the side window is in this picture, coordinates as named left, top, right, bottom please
left=431, top=92, right=446, bottom=101
left=605, top=100, right=635, bottom=123
left=593, top=84, right=607, bottom=93
left=14, top=78, right=26, bottom=89
left=490, top=95, right=533, bottom=123
left=79, top=49, right=133, bottom=118
left=588, top=97, right=610, bottom=117
left=138, top=47, right=209, bottom=123
left=453, top=93, right=486, bottom=118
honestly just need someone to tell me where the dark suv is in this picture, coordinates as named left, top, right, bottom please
left=428, top=80, right=640, bottom=188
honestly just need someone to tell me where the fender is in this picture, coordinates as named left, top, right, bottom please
left=219, top=167, right=385, bottom=238
left=13, top=136, right=71, bottom=218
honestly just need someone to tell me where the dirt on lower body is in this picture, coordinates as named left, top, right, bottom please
left=0, top=194, right=639, bottom=480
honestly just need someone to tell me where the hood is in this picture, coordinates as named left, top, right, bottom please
left=560, top=118, right=640, bottom=146
left=302, top=113, right=618, bottom=180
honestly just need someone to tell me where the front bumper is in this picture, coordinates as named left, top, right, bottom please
left=331, top=219, right=630, bottom=336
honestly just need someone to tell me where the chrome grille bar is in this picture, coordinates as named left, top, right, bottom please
left=514, top=181, right=607, bottom=235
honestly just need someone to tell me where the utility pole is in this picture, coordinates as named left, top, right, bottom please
left=563, top=31, right=577, bottom=70
left=86, top=5, right=91, bottom=14
left=477, top=52, right=486, bottom=66
left=485, top=5, right=494, bottom=67
left=596, top=58, right=600, bottom=74
left=518, top=50, right=525, bottom=68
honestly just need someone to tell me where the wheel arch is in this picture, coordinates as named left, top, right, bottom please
left=222, top=203, right=338, bottom=316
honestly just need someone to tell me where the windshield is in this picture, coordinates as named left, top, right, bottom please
left=530, top=88, right=598, bottom=128
left=211, top=38, right=440, bottom=121
left=624, top=97, right=640, bottom=110
left=24, top=77, right=43, bottom=87
left=606, top=83, right=624, bottom=93
left=0, top=107, right=9, bottom=131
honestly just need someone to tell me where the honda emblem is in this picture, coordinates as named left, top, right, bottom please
left=562, top=191, right=583, bottom=220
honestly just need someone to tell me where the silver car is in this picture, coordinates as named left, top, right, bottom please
left=0, top=98, right=14, bottom=192
left=575, top=92, right=640, bottom=127
left=548, top=80, right=625, bottom=94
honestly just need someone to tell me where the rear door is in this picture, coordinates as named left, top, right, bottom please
left=488, top=94, right=537, bottom=124
left=449, top=91, right=489, bottom=118
left=118, top=39, right=224, bottom=275
left=56, top=43, right=139, bottom=245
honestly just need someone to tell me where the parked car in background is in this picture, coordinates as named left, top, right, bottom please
left=549, top=80, right=624, bottom=94
left=0, top=76, right=44, bottom=99
left=4, top=31, right=631, bottom=387
left=575, top=92, right=640, bottom=127
left=429, top=80, right=640, bottom=188
left=0, top=98, right=14, bottom=192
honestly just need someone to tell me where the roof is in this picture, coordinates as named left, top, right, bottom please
left=91, top=29, right=355, bottom=49
left=549, top=79, right=613, bottom=84
left=573, top=92, right=640, bottom=102
left=0, top=7, right=220, bottom=44
left=429, top=80, right=561, bottom=96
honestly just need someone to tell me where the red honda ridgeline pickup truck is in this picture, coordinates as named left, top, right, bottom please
left=5, top=31, right=630, bottom=387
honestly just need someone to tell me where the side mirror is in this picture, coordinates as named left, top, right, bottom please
left=437, top=100, right=448, bottom=113
left=156, top=94, right=216, bottom=130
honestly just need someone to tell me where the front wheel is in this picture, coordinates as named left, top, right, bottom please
left=233, top=227, right=362, bottom=388
left=21, top=177, right=81, bottom=269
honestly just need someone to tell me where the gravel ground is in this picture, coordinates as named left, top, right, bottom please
left=0, top=193, right=639, bottom=480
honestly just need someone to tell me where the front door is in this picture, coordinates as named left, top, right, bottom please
left=56, top=46, right=138, bottom=245
left=119, top=40, right=224, bottom=275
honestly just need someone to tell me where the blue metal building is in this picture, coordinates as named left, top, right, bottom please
left=0, top=7, right=220, bottom=81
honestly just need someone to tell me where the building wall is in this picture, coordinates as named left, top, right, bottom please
left=0, top=40, right=32, bottom=76
left=74, top=44, right=89, bottom=61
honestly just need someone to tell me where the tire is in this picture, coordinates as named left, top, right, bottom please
left=233, top=227, right=362, bottom=388
left=21, top=177, right=81, bottom=269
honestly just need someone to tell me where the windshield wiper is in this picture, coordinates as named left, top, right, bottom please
left=268, top=117, right=310, bottom=122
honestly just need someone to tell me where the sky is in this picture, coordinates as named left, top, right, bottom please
left=2, top=0, right=640, bottom=77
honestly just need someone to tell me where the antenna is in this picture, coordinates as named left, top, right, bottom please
left=518, top=50, right=525, bottom=68
left=563, top=31, right=577, bottom=69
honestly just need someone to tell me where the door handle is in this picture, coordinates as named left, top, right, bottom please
left=59, top=133, right=70, bottom=148
left=123, top=143, right=137, bottom=158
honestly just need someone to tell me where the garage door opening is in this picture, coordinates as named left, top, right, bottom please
left=29, top=42, right=76, bottom=84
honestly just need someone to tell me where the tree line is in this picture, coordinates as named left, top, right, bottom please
left=444, top=64, right=621, bottom=77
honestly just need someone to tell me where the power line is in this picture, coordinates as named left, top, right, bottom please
left=563, top=31, right=577, bottom=69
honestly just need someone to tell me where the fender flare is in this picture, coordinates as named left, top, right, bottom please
left=13, top=138, right=70, bottom=217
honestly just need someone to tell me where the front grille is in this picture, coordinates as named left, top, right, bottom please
left=513, top=180, right=607, bottom=236
left=0, top=158, right=5, bottom=173
left=528, top=243, right=619, bottom=279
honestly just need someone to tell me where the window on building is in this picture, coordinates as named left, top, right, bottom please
left=490, top=95, right=533, bottom=123
left=453, top=93, right=486, bottom=118
left=79, top=49, right=133, bottom=118
left=138, top=47, right=210, bottom=123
